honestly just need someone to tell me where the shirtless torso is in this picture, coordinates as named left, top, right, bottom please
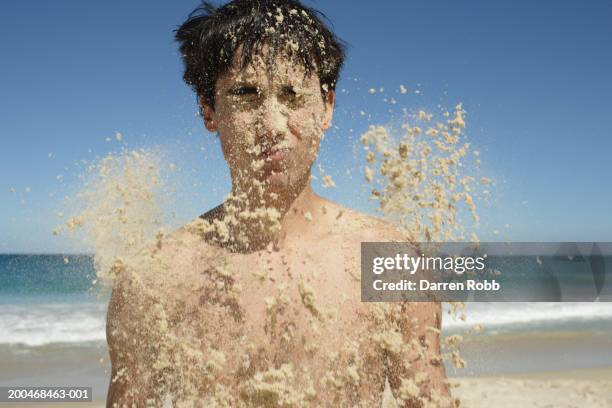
left=106, top=192, right=451, bottom=408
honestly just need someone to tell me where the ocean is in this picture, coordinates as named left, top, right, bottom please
left=1, top=254, right=612, bottom=398
left=0, top=255, right=108, bottom=347
left=0, top=255, right=111, bottom=399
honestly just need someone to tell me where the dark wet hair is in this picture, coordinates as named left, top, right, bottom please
left=175, top=0, right=346, bottom=109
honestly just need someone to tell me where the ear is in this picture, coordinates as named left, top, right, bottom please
left=322, top=90, right=335, bottom=131
left=198, top=95, right=217, bottom=132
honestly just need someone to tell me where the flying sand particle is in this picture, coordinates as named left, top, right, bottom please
left=322, top=175, right=335, bottom=188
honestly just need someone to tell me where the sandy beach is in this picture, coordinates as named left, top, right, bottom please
left=383, top=367, right=612, bottom=408
left=449, top=370, right=612, bottom=408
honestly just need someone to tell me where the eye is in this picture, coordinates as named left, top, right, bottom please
left=230, top=86, right=260, bottom=96
left=280, top=85, right=297, bottom=99
left=279, top=85, right=306, bottom=107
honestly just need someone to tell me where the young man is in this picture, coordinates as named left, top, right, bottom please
left=106, top=1, right=452, bottom=407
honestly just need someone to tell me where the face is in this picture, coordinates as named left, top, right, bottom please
left=200, top=45, right=335, bottom=202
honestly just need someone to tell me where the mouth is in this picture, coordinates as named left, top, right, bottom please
left=257, top=148, right=292, bottom=176
left=261, top=148, right=291, bottom=162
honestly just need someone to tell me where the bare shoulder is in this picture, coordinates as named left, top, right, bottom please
left=321, top=200, right=405, bottom=243
left=144, top=218, right=227, bottom=273
left=105, top=220, right=211, bottom=344
left=106, top=219, right=221, bottom=327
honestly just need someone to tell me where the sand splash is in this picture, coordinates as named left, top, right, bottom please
left=361, top=103, right=481, bottom=243
left=57, top=148, right=167, bottom=280
left=356, top=104, right=488, bottom=407
left=59, top=97, right=486, bottom=407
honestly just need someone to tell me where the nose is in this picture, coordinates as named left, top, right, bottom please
left=259, top=97, right=289, bottom=148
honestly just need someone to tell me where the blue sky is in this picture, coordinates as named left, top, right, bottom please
left=1, top=0, right=611, bottom=253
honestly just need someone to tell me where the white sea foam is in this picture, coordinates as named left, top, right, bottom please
left=443, top=302, right=612, bottom=330
left=0, top=301, right=107, bottom=347
left=3, top=299, right=611, bottom=347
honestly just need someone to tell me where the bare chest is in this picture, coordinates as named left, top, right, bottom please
left=170, top=240, right=373, bottom=374
left=148, top=232, right=388, bottom=406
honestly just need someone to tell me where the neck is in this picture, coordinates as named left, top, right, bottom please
left=224, top=177, right=320, bottom=252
